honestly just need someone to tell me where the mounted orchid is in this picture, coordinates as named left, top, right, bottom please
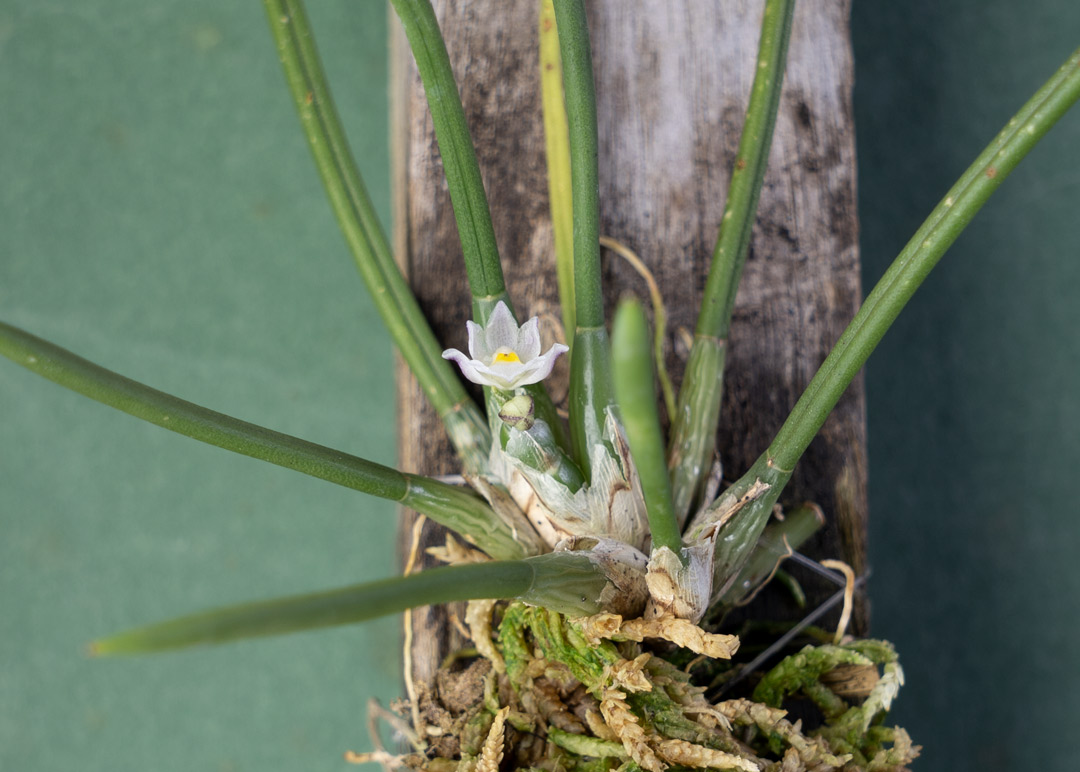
left=3, top=0, right=1079, bottom=767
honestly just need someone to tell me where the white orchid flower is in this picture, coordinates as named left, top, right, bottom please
left=442, top=301, right=568, bottom=390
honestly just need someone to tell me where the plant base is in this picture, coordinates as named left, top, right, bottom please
left=376, top=603, right=919, bottom=772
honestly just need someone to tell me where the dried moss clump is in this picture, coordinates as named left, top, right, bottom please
left=377, top=603, right=918, bottom=772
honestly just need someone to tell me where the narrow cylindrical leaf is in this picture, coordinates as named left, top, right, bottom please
left=666, top=338, right=725, bottom=524
left=0, top=322, right=527, bottom=559
left=515, top=552, right=611, bottom=616
left=567, top=326, right=615, bottom=477
left=91, top=554, right=609, bottom=654
left=691, top=44, right=1080, bottom=590
left=402, top=476, right=534, bottom=559
left=719, top=503, right=824, bottom=606
left=552, top=0, right=602, bottom=330
left=687, top=454, right=792, bottom=596
left=390, top=0, right=569, bottom=450
left=551, top=0, right=616, bottom=479
left=264, top=0, right=490, bottom=472
left=540, top=0, right=576, bottom=343
left=668, top=0, right=797, bottom=522
left=611, top=299, right=682, bottom=557
left=388, top=0, right=506, bottom=311
left=766, top=43, right=1080, bottom=473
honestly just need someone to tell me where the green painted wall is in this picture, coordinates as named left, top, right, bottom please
left=2, top=1, right=1078, bottom=770
left=0, top=3, right=400, bottom=770
left=855, top=3, right=1080, bottom=769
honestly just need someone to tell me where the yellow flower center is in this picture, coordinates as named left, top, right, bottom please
left=492, top=350, right=521, bottom=364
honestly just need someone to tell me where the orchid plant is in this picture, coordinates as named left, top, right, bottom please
left=3, top=0, right=1079, bottom=768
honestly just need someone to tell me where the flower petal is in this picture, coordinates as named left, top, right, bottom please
left=483, top=301, right=519, bottom=354
left=516, top=316, right=542, bottom=362
left=441, top=349, right=493, bottom=387
left=511, top=343, right=569, bottom=386
left=441, top=349, right=525, bottom=389
left=484, top=362, right=530, bottom=389
left=465, top=320, right=487, bottom=360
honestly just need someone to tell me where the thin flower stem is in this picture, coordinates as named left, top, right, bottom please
left=691, top=44, right=1080, bottom=591
left=612, top=299, right=682, bottom=558
left=264, top=0, right=490, bottom=473
left=0, top=322, right=528, bottom=560
left=387, top=0, right=506, bottom=319
left=540, top=0, right=576, bottom=347
left=551, top=0, right=616, bottom=479
left=90, top=552, right=610, bottom=655
left=668, top=0, right=797, bottom=524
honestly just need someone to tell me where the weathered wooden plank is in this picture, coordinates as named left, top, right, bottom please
left=394, top=0, right=867, bottom=688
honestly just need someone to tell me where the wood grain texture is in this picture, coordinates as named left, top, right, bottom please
left=393, top=0, right=867, bottom=688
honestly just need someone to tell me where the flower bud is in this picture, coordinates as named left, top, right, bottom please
left=498, top=394, right=535, bottom=431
